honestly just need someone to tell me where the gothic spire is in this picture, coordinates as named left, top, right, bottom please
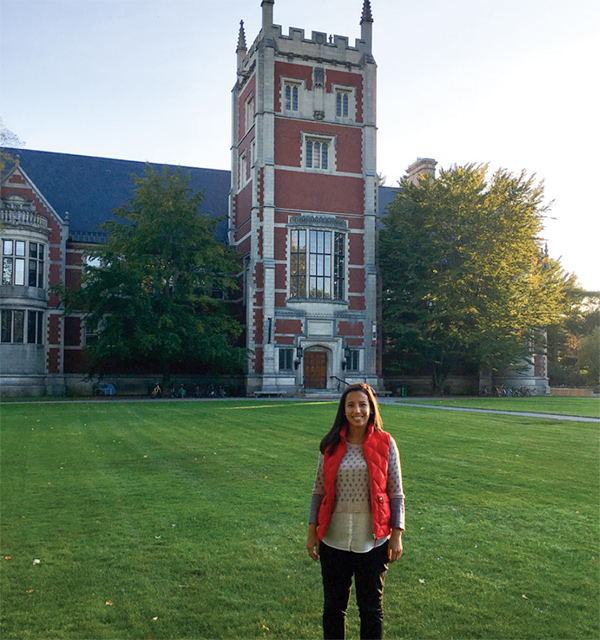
left=361, top=0, right=373, bottom=24
left=236, top=20, right=247, bottom=52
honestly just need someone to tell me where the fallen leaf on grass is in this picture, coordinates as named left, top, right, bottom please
left=105, top=601, right=114, bottom=606
left=26, top=590, right=34, bottom=594
left=521, top=594, right=528, bottom=600
left=4, top=556, right=12, bottom=560
left=262, top=625, right=270, bottom=631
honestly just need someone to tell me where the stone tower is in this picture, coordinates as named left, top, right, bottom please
left=229, top=0, right=380, bottom=395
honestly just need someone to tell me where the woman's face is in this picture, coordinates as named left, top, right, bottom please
left=345, top=390, right=371, bottom=430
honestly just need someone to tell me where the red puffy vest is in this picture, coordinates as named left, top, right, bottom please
left=317, top=425, right=392, bottom=541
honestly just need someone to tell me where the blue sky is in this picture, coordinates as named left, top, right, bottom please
left=1, top=0, right=598, bottom=291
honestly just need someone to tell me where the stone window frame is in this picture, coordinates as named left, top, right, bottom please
left=0, top=308, right=43, bottom=344
left=332, top=85, right=356, bottom=121
left=287, top=215, right=347, bottom=302
left=301, top=132, right=336, bottom=173
left=244, top=93, right=255, bottom=133
left=281, top=78, right=305, bottom=114
left=346, top=348, right=361, bottom=372
left=238, top=150, right=249, bottom=190
left=1, top=238, right=46, bottom=289
left=278, top=347, right=294, bottom=371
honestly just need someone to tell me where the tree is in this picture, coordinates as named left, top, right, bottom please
left=547, top=291, right=599, bottom=387
left=59, top=164, right=245, bottom=383
left=380, top=163, right=570, bottom=392
left=0, top=117, right=25, bottom=179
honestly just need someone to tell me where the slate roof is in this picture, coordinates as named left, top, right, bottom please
left=3, top=148, right=398, bottom=242
left=3, top=148, right=232, bottom=242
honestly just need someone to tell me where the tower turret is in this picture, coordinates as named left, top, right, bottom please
left=360, top=0, right=373, bottom=52
left=236, top=20, right=247, bottom=74
left=262, top=0, right=274, bottom=32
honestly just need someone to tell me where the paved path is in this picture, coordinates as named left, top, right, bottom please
left=380, top=399, right=600, bottom=423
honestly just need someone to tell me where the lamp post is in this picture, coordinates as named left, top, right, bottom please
left=294, top=344, right=303, bottom=370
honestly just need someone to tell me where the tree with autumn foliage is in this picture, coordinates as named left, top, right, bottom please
left=58, top=165, right=245, bottom=383
left=380, top=163, right=571, bottom=392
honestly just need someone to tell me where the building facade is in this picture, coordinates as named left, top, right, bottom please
left=0, top=161, right=68, bottom=395
left=230, top=0, right=381, bottom=394
left=0, top=1, right=550, bottom=397
left=0, top=151, right=231, bottom=396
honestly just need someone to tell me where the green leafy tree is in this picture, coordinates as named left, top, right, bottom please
left=59, top=165, right=245, bottom=383
left=547, top=292, right=599, bottom=387
left=380, top=163, right=570, bottom=392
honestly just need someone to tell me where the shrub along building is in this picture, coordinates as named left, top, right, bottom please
left=0, top=0, right=548, bottom=396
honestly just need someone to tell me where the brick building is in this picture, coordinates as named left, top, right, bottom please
left=0, top=152, right=230, bottom=396
left=0, top=0, right=549, bottom=396
left=230, top=0, right=381, bottom=394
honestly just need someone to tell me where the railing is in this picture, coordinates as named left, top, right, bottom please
left=0, top=208, right=48, bottom=230
left=330, top=375, right=348, bottom=391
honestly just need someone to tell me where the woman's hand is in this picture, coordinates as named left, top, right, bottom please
left=306, top=523, right=320, bottom=561
left=388, top=528, right=403, bottom=563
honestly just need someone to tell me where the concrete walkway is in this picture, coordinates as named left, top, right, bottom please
left=380, top=399, right=600, bottom=423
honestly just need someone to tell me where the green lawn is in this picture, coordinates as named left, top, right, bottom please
left=1, top=400, right=598, bottom=639
left=396, top=396, right=600, bottom=418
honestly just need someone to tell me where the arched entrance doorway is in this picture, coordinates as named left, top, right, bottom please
left=304, top=350, right=328, bottom=389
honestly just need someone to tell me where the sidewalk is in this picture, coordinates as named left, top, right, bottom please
left=380, top=398, right=600, bottom=423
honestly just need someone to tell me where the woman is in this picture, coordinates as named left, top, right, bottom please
left=306, top=383, right=405, bottom=640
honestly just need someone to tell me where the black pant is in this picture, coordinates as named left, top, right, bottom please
left=319, top=540, right=389, bottom=640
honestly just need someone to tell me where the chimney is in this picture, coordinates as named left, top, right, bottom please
left=406, top=158, right=437, bottom=186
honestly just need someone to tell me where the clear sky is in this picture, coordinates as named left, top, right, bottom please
left=1, top=0, right=598, bottom=291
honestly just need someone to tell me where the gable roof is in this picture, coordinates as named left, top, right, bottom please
left=2, top=148, right=231, bottom=242
left=2, top=148, right=398, bottom=242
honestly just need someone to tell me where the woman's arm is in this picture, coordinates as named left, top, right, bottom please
left=388, top=528, right=403, bottom=562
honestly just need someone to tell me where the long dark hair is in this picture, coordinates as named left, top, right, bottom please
left=319, top=383, right=384, bottom=455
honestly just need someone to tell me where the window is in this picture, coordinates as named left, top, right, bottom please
left=346, top=349, right=360, bottom=372
left=290, top=229, right=307, bottom=299
left=85, top=320, right=100, bottom=346
left=306, top=138, right=328, bottom=170
left=279, top=348, right=294, bottom=371
left=238, top=151, right=248, bottom=189
left=284, top=82, right=299, bottom=111
left=245, top=94, right=254, bottom=132
left=28, top=310, right=44, bottom=344
left=1, top=309, right=42, bottom=344
left=336, top=90, right=350, bottom=118
left=28, top=242, right=45, bottom=288
left=290, top=229, right=345, bottom=301
left=304, top=135, right=335, bottom=172
left=2, top=239, right=45, bottom=288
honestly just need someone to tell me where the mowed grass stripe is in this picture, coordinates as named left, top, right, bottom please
left=1, top=401, right=598, bottom=639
